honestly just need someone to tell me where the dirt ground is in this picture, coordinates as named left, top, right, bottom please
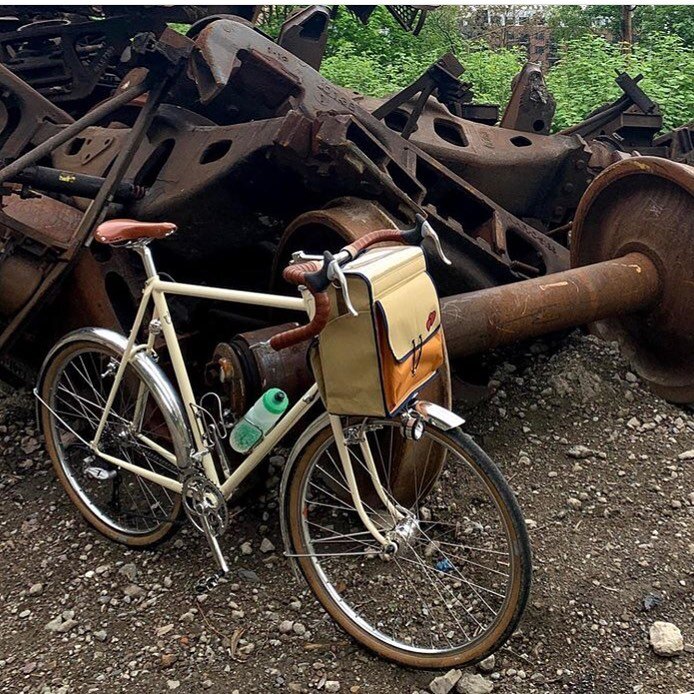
left=0, top=331, right=691, bottom=694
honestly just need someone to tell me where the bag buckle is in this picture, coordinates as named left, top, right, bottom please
left=411, top=335, right=424, bottom=374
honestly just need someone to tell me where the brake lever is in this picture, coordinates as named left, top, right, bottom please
left=327, top=259, right=358, bottom=317
left=420, top=219, right=451, bottom=266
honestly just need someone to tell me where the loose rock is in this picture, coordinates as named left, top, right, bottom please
left=430, top=669, right=462, bottom=694
left=477, top=655, right=495, bottom=673
left=260, top=537, right=275, bottom=553
left=649, top=621, right=684, bottom=656
left=456, top=673, right=494, bottom=694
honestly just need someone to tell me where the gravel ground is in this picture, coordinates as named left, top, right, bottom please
left=0, top=332, right=691, bottom=694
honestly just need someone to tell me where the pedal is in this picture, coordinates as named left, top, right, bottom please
left=194, top=568, right=227, bottom=594
left=84, top=466, right=117, bottom=481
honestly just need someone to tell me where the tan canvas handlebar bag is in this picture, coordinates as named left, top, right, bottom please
left=312, top=245, right=445, bottom=417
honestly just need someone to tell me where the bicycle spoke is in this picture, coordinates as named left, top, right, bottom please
left=294, top=420, right=522, bottom=658
left=45, top=346, right=181, bottom=539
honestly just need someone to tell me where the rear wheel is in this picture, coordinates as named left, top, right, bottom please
left=38, top=338, right=182, bottom=546
left=285, top=418, right=531, bottom=668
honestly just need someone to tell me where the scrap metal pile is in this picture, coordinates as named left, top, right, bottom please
left=0, top=5, right=692, bottom=410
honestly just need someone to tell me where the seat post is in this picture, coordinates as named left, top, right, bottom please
left=136, top=242, right=158, bottom=280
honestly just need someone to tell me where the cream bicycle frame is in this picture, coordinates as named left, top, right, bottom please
left=87, top=243, right=400, bottom=546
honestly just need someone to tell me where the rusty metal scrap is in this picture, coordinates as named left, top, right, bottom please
left=37, top=17, right=570, bottom=293
left=654, top=121, right=694, bottom=165
left=500, top=62, right=555, bottom=135
left=0, top=14, right=692, bottom=410
left=0, top=6, right=259, bottom=114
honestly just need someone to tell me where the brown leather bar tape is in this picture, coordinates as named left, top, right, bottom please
left=269, top=291, right=330, bottom=350
left=342, top=229, right=405, bottom=258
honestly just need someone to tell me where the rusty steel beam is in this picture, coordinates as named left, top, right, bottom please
left=440, top=252, right=659, bottom=358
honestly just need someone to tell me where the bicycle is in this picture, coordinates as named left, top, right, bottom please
left=35, top=215, right=531, bottom=668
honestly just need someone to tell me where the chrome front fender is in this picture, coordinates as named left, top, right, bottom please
left=36, top=327, right=194, bottom=470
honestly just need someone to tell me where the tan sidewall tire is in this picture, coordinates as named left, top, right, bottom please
left=39, top=340, right=182, bottom=548
left=285, top=422, right=531, bottom=669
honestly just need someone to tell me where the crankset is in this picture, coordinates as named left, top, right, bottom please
left=181, top=471, right=230, bottom=590
left=182, top=471, right=228, bottom=535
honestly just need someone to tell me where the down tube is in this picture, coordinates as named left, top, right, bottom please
left=220, top=385, right=321, bottom=498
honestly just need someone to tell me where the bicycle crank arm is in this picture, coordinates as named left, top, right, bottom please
left=200, top=510, right=229, bottom=578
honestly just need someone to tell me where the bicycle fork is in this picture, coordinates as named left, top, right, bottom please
left=328, top=415, right=405, bottom=552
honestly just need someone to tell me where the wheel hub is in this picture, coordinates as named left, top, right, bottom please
left=388, top=513, right=421, bottom=549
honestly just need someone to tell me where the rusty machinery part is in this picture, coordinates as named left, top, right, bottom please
left=0, top=15, right=570, bottom=300
left=360, top=90, right=627, bottom=231
left=436, top=157, right=693, bottom=405
left=0, top=65, right=151, bottom=187
left=654, top=121, right=694, bottom=166
left=0, top=11, right=166, bottom=113
left=371, top=52, right=498, bottom=135
left=0, top=29, right=194, bottom=356
left=0, top=193, right=83, bottom=319
left=271, top=198, right=398, bottom=292
left=0, top=5, right=426, bottom=116
left=276, top=5, right=331, bottom=71
left=0, top=6, right=260, bottom=114
left=113, top=19, right=570, bottom=285
left=209, top=324, right=314, bottom=415
left=560, top=72, right=664, bottom=156
left=500, top=62, right=556, bottom=136
left=209, top=322, right=451, bottom=507
left=348, top=6, right=433, bottom=36
left=571, top=157, right=694, bottom=404
left=0, top=64, right=73, bottom=159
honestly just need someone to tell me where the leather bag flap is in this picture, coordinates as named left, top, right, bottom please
left=376, top=271, right=441, bottom=362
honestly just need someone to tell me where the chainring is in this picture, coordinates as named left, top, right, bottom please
left=181, top=471, right=229, bottom=536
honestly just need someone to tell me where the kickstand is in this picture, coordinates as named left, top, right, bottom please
left=195, top=511, right=229, bottom=594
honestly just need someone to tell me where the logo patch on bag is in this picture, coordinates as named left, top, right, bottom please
left=426, top=310, right=437, bottom=331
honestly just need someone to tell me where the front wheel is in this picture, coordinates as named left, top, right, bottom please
left=284, top=417, right=531, bottom=669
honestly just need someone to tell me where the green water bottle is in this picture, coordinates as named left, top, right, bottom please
left=229, top=388, right=289, bottom=453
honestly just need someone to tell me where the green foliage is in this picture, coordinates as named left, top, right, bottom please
left=453, top=44, right=525, bottom=107
left=546, top=35, right=625, bottom=130
left=547, top=5, right=694, bottom=46
left=320, top=6, right=523, bottom=102
left=317, top=7, right=692, bottom=134
left=547, top=5, right=623, bottom=44
left=547, top=33, right=694, bottom=131
left=637, top=6, right=694, bottom=46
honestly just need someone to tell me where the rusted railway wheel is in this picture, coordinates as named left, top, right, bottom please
left=572, top=157, right=694, bottom=404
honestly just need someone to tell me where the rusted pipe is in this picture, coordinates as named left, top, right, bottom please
left=440, top=251, right=661, bottom=358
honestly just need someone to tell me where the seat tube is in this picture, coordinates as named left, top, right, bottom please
left=150, top=286, right=219, bottom=484
left=328, top=415, right=390, bottom=547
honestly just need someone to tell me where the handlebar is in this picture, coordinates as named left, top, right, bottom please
left=269, top=260, right=331, bottom=351
left=269, top=215, right=448, bottom=351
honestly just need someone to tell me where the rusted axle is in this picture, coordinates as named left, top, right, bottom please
left=440, top=251, right=660, bottom=358
left=218, top=252, right=660, bottom=412
left=221, top=158, right=694, bottom=408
